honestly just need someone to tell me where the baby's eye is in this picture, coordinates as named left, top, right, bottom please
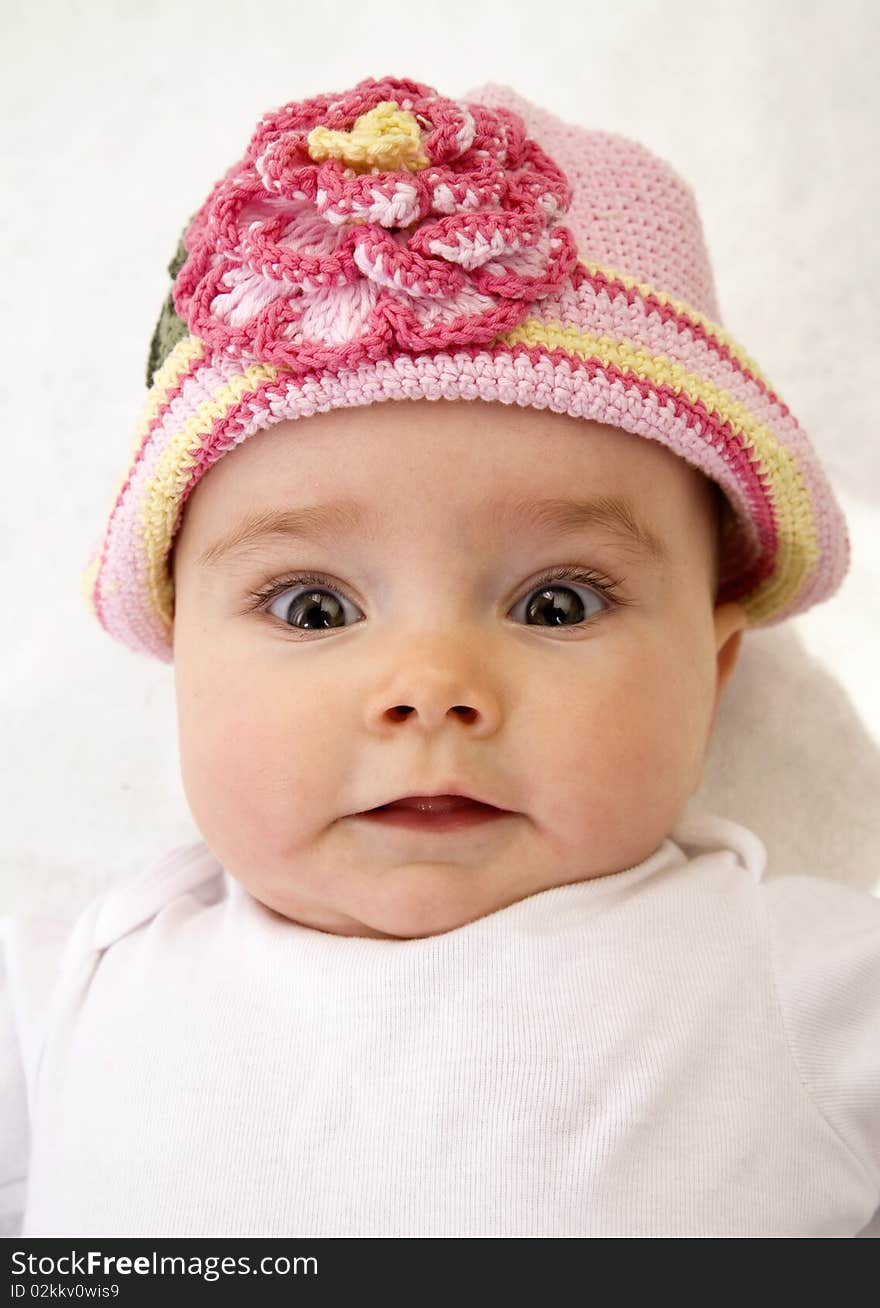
left=265, top=579, right=361, bottom=632
left=510, top=573, right=609, bottom=628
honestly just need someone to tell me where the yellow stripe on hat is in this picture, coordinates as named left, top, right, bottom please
left=110, top=336, right=209, bottom=512
left=80, top=336, right=210, bottom=618
left=142, top=358, right=281, bottom=626
left=577, top=258, right=774, bottom=393
left=80, top=553, right=101, bottom=618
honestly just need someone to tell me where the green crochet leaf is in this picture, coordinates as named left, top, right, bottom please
left=145, top=228, right=192, bottom=388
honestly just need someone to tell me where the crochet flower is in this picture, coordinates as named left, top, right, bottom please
left=170, top=75, right=578, bottom=374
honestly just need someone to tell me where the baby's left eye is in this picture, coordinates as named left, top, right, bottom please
left=512, top=578, right=605, bottom=628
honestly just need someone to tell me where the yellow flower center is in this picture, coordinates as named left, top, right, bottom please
left=306, top=101, right=430, bottom=174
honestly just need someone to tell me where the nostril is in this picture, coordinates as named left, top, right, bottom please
left=385, top=705, right=476, bottom=722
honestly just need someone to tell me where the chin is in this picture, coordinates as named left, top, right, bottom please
left=359, top=897, right=487, bottom=941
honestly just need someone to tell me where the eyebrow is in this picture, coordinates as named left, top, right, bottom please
left=195, top=493, right=669, bottom=569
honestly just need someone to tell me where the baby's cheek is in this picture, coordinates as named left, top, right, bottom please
left=614, top=636, right=715, bottom=806
left=208, top=678, right=348, bottom=831
left=559, top=648, right=698, bottom=795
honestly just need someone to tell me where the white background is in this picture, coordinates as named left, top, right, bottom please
left=2, top=0, right=878, bottom=913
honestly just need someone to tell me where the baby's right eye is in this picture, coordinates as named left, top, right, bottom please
left=261, top=575, right=362, bottom=632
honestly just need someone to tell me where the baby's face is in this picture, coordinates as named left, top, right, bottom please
left=172, top=399, right=745, bottom=938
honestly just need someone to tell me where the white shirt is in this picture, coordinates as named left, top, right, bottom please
left=2, top=808, right=878, bottom=1238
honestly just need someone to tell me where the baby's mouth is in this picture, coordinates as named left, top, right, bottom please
left=358, top=794, right=512, bottom=831
left=374, top=795, right=492, bottom=815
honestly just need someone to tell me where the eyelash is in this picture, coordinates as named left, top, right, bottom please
left=244, top=564, right=631, bottom=635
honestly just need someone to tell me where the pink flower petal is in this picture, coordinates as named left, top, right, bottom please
left=170, top=76, right=578, bottom=374
left=297, top=279, right=381, bottom=346
left=211, top=268, right=288, bottom=329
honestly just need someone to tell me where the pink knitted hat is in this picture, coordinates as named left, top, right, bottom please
left=82, top=74, right=850, bottom=663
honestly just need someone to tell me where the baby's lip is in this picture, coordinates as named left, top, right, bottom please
left=364, top=792, right=507, bottom=815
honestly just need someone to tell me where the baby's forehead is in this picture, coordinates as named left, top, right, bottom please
left=246, top=400, right=698, bottom=490
left=187, top=401, right=716, bottom=560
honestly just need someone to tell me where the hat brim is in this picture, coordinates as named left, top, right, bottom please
left=82, top=259, right=850, bottom=662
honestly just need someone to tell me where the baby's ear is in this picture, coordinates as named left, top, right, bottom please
left=694, top=603, right=747, bottom=790
left=713, top=601, right=748, bottom=702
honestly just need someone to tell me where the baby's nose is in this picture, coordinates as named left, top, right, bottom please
left=363, top=665, right=501, bottom=736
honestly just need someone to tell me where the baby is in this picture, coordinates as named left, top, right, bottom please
left=2, top=74, right=878, bottom=1239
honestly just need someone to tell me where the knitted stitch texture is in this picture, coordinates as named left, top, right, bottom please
left=81, top=75, right=850, bottom=662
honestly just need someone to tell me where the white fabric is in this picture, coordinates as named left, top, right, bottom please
left=1, top=808, right=878, bottom=1239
